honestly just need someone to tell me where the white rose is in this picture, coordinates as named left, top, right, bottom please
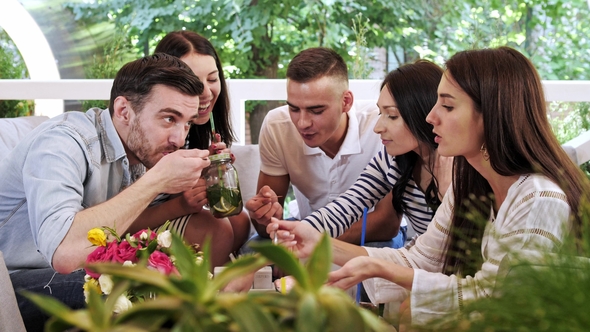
left=157, top=230, right=172, bottom=248
left=139, top=231, right=148, bottom=241
left=123, top=260, right=135, bottom=267
left=98, top=274, right=114, bottom=295
left=113, top=294, right=133, bottom=314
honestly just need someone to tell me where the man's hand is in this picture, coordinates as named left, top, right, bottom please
left=246, top=185, right=283, bottom=227
left=148, top=149, right=210, bottom=194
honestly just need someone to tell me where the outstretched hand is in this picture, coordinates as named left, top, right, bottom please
left=266, top=218, right=321, bottom=259
left=326, top=256, right=379, bottom=291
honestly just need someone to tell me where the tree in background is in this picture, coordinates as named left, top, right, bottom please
left=63, top=0, right=590, bottom=141
left=0, top=29, right=32, bottom=118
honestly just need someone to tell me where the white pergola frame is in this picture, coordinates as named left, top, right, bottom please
left=0, top=0, right=63, bottom=116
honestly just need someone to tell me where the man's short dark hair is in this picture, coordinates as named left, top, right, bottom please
left=286, top=47, right=349, bottom=83
left=108, top=53, right=204, bottom=115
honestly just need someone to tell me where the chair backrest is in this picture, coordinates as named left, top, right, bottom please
left=0, top=251, right=26, bottom=332
left=231, top=144, right=261, bottom=204
left=0, top=116, right=49, bottom=162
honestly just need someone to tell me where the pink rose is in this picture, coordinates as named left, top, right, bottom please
left=114, top=240, right=139, bottom=263
left=104, top=241, right=119, bottom=261
left=85, top=241, right=119, bottom=278
left=147, top=251, right=176, bottom=275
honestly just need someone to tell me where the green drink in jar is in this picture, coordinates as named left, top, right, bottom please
left=203, top=153, right=243, bottom=218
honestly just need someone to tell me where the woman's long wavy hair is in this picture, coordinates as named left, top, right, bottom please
left=155, top=30, right=236, bottom=149
left=443, top=47, right=590, bottom=276
left=383, top=60, right=444, bottom=218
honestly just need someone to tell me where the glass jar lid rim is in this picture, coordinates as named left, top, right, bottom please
left=209, top=152, right=231, bottom=161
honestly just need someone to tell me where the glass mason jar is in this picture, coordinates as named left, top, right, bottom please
left=202, top=153, right=243, bottom=218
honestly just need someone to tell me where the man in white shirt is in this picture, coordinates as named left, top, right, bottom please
left=245, top=47, right=402, bottom=245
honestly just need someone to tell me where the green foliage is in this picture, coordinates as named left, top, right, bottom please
left=548, top=101, right=590, bottom=177
left=81, top=32, right=135, bottom=111
left=0, top=29, right=33, bottom=118
left=62, top=0, right=590, bottom=81
left=350, top=13, right=373, bottom=79
left=25, top=233, right=392, bottom=331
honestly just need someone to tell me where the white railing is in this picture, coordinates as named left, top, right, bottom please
left=1, top=79, right=590, bottom=164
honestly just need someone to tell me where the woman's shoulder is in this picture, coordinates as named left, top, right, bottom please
left=514, top=174, right=565, bottom=193
left=508, top=174, right=568, bottom=207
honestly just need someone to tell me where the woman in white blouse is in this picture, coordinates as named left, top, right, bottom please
left=268, top=47, right=589, bottom=329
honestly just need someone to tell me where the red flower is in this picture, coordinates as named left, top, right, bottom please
left=85, top=241, right=119, bottom=278
left=148, top=250, right=176, bottom=275
left=114, top=240, right=139, bottom=263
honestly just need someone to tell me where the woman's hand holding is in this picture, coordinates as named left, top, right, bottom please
left=179, top=177, right=208, bottom=214
left=208, top=133, right=235, bottom=163
left=266, top=218, right=321, bottom=259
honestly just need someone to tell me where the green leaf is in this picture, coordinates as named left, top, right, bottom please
left=319, top=287, right=365, bottom=332
left=169, top=233, right=200, bottom=279
left=177, top=235, right=212, bottom=300
left=295, top=293, right=325, bottom=332
left=305, top=233, right=332, bottom=292
left=114, top=295, right=184, bottom=326
left=91, top=263, right=184, bottom=298
left=21, top=291, right=93, bottom=330
left=86, top=283, right=108, bottom=328
left=249, top=241, right=310, bottom=290
left=208, top=254, right=269, bottom=294
left=225, top=298, right=281, bottom=332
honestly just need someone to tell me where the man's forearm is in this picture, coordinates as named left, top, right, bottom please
left=52, top=174, right=163, bottom=273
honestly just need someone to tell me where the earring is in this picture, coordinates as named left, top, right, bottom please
left=480, top=143, right=490, bottom=161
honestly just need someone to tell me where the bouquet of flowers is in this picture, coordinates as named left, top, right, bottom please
left=83, top=221, right=201, bottom=313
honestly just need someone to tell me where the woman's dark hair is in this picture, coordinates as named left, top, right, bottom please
left=155, top=30, right=235, bottom=149
left=382, top=60, right=444, bottom=220
left=109, top=53, right=203, bottom=114
left=443, top=46, right=590, bottom=276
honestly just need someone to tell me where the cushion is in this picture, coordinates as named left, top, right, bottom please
left=0, top=116, right=49, bottom=162
left=231, top=144, right=260, bottom=204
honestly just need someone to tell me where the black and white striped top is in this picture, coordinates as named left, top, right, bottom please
left=302, top=146, right=434, bottom=237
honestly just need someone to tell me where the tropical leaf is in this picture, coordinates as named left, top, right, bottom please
left=21, top=291, right=93, bottom=331
left=225, top=298, right=281, bottom=332
left=91, top=263, right=183, bottom=298
left=249, top=241, right=310, bottom=290
left=305, top=233, right=332, bottom=292
left=208, top=254, right=269, bottom=294
left=295, top=292, right=325, bottom=332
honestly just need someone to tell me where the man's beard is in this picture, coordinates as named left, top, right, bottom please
left=126, top=117, right=158, bottom=169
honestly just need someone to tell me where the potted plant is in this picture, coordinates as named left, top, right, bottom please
left=25, top=233, right=393, bottom=331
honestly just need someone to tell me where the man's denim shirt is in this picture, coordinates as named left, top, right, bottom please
left=0, top=108, right=131, bottom=272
